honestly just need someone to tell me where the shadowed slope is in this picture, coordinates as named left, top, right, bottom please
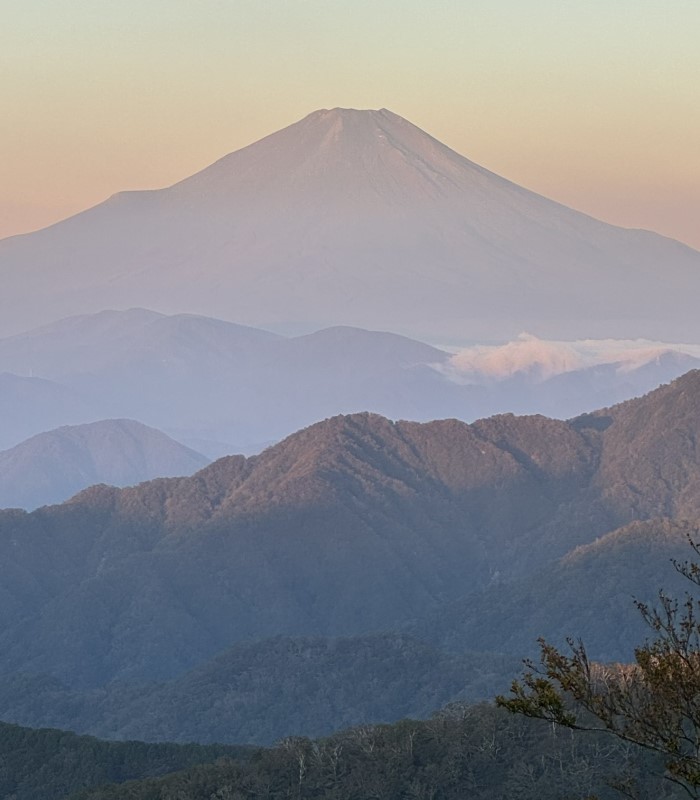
left=0, top=634, right=518, bottom=746
left=410, top=518, right=694, bottom=661
left=1, top=373, right=700, bottom=687
left=0, top=412, right=598, bottom=686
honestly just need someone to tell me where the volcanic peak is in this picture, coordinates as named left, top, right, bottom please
left=3, top=108, right=700, bottom=341
left=168, top=105, right=492, bottom=207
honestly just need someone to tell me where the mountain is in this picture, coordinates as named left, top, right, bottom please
left=68, top=705, right=668, bottom=800
left=410, top=518, right=694, bottom=662
left=3, top=372, right=700, bottom=689
left=0, top=373, right=98, bottom=451
left=0, top=419, right=210, bottom=510
left=0, top=634, right=517, bottom=745
left=1, top=309, right=696, bottom=455
left=0, top=309, right=457, bottom=451
left=518, top=350, right=700, bottom=418
left=1, top=108, right=699, bottom=341
left=0, top=721, right=247, bottom=800
left=0, top=409, right=597, bottom=687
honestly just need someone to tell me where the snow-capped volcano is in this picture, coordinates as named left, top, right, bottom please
left=1, top=107, right=698, bottom=340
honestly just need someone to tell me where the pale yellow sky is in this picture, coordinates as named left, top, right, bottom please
left=1, top=0, right=698, bottom=248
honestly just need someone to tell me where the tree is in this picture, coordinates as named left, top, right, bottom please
left=497, top=533, right=700, bottom=798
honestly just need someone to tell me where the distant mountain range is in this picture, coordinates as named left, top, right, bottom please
left=0, top=372, right=96, bottom=450
left=1, top=371, right=700, bottom=703
left=3, top=105, right=699, bottom=785
left=0, top=308, right=697, bottom=456
left=0, top=419, right=209, bottom=510
left=1, top=108, right=698, bottom=341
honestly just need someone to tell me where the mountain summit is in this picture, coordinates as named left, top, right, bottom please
left=170, top=107, right=501, bottom=204
left=1, top=108, right=698, bottom=340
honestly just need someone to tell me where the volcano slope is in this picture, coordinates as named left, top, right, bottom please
left=1, top=108, right=699, bottom=341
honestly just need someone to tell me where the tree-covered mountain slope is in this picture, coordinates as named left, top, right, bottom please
left=0, top=634, right=518, bottom=745
left=0, top=410, right=599, bottom=687
left=67, top=703, right=676, bottom=800
left=0, top=720, right=248, bottom=800
left=409, top=518, right=695, bottom=662
left=1, top=372, right=700, bottom=690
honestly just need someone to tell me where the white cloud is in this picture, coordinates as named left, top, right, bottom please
left=439, top=334, right=700, bottom=384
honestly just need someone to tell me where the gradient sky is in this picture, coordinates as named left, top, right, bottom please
left=2, top=0, right=698, bottom=248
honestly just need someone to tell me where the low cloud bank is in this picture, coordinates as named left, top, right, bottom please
left=440, top=334, right=700, bottom=383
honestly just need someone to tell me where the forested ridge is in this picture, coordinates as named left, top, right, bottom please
left=66, top=704, right=678, bottom=800
left=3, top=373, right=700, bottom=693
left=0, top=634, right=518, bottom=745
left=0, top=721, right=249, bottom=800
left=0, top=704, right=680, bottom=800
left=4, top=374, right=700, bottom=797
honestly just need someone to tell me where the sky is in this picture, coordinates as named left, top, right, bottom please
left=1, top=0, right=698, bottom=249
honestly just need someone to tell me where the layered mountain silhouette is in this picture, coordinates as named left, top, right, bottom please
left=0, top=309, right=696, bottom=455
left=2, top=372, right=700, bottom=692
left=0, top=309, right=454, bottom=453
left=1, top=108, right=698, bottom=340
left=0, top=419, right=209, bottom=510
left=0, top=372, right=97, bottom=450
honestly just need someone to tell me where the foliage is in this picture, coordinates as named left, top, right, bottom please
left=4, top=376, right=700, bottom=692
left=498, top=533, right=700, bottom=798
left=68, top=704, right=677, bottom=800
left=0, top=721, right=249, bottom=800
left=0, top=635, right=518, bottom=745
left=412, top=518, right=693, bottom=663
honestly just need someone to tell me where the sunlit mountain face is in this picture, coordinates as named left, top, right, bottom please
left=1, top=108, right=698, bottom=342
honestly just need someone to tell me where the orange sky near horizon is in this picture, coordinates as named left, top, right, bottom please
left=2, top=0, right=698, bottom=249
